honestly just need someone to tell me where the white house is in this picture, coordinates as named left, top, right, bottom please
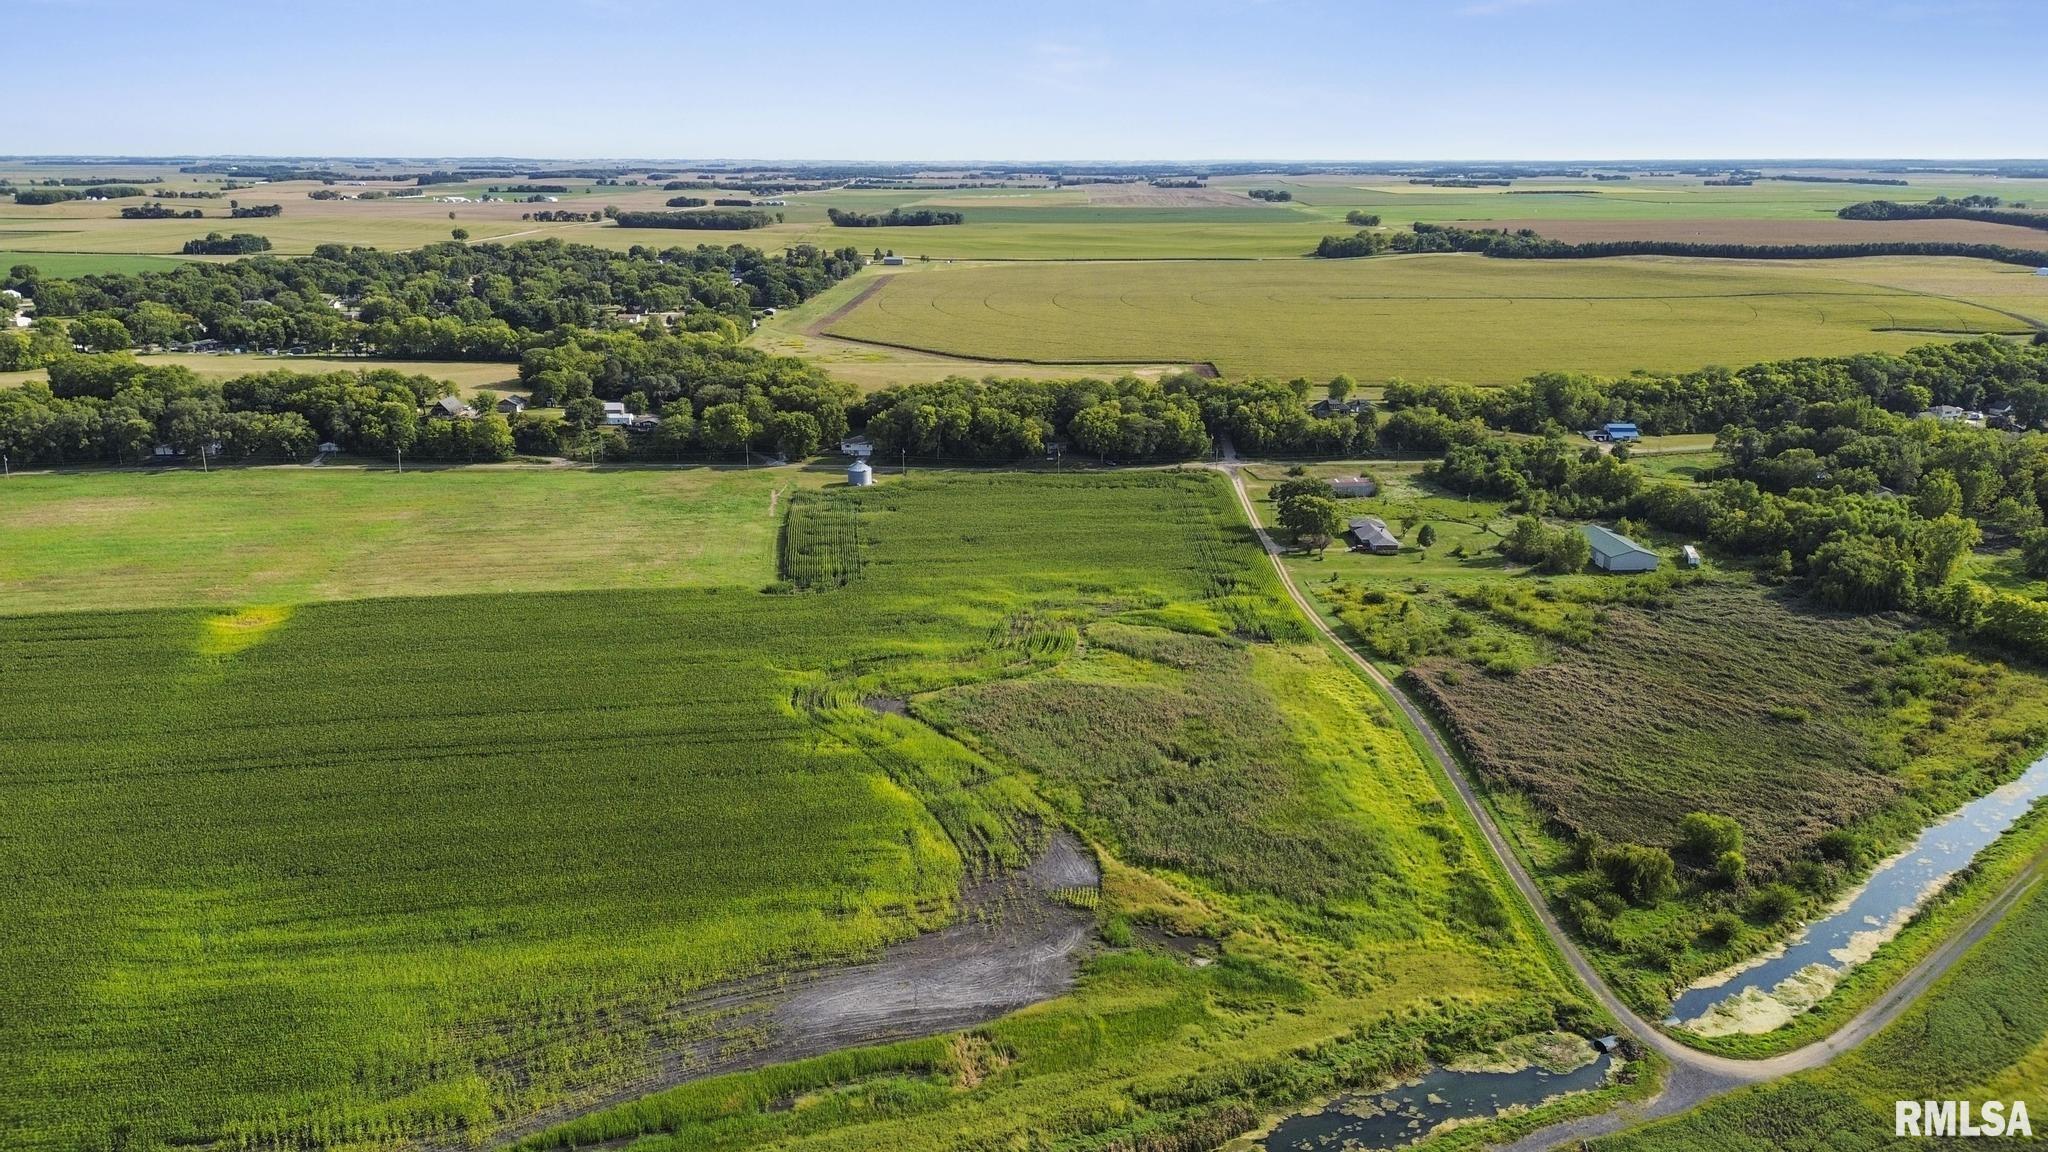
left=601, top=401, right=634, bottom=427
left=10, top=313, right=30, bottom=329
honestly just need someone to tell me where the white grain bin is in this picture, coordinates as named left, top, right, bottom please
left=847, top=459, right=874, bottom=487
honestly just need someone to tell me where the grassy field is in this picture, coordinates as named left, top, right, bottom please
left=1597, top=868, right=2048, bottom=1151
left=1, top=468, right=1607, bottom=1152
left=819, top=255, right=2047, bottom=383
left=0, top=467, right=810, bottom=612
left=0, top=249, right=195, bottom=276
left=745, top=270, right=1206, bottom=391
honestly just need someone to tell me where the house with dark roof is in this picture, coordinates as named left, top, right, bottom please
left=1584, top=524, right=1658, bottom=573
left=495, top=394, right=529, bottom=415
left=429, top=395, right=475, bottom=419
left=1348, top=516, right=1400, bottom=554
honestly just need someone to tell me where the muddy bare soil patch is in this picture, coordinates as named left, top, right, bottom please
left=477, top=833, right=1100, bottom=1150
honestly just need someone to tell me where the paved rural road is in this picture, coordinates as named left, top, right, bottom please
left=1214, top=448, right=2048, bottom=1149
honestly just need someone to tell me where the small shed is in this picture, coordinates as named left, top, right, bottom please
left=1585, top=524, right=1658, bottom=573
left=847, top=459, right=874, bottom=487
left=881, top=255, right=906, bottom=266
left=2036, top=267, right=2048, bottom=276
left=1348, top=516, right=1400, bottom=555
left=1603, top=422, right=1641, bottom=442
left=1332, top=475, right=1378, bottom=498
left=1682, top=544, right=1702, bottom=568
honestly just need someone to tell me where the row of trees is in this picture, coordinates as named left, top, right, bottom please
left=1313, top=221, right=2048, bottom=268
left=1837, top=198, right=2046, bottom=231
left=179, top=233, right=272, bottom=255
left=120, top=204, right=202, bottom=219
left=611, top=210, right=773, bottom=230
left=4, top=239, right=864, bottom=361
left=825, top=208, right=964, bottom=227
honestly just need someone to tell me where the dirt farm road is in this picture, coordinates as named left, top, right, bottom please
left=1216, top=448, right=2048, bottom=1150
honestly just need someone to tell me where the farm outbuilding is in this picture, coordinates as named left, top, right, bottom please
left=1585, top=524, right=1659, bottom=573
left=1603, top=422, right=1641, bottom=442
left=881, top=255, right=907, bottom=266
left=430, top=395, right=475, bottom=419
left=1682, top=544, right=1703, bottom=568
left=496, top=395, right=529, bottom=414
left=1332, top=476, right=1377, bottom=498
left=1348, top=517, right=1400, bottom=554
left=847, top=459, right=874, bottom=487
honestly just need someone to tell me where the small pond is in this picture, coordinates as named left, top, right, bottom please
left=1259, top=1052, right=1614, bottom=1151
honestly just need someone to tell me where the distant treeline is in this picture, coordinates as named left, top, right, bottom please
left=612, top=210, right=773, bottom=230
left=1313, top=221, right=2048, bottom=268
left=1839, top=197, right=2045, bottom=231
left=120, top=204, right=202, bottom=219
left=180, top=233, right=272, bottom=255
left=4, top=238, right=861, bottom=361
left=1150, top=178, right=1205, bottom=188
left=153, top=189, right=222, bottom=200
left=665, top=196, right=707, bottom=208
left=1248, top=188, right=1293, bottom=201
left=826, top=208, right=964, bottom=227
left=524, top=210, right=599, bottom=222
left=229, top=204, right=283, bottom=218
left=1771, top=175, right=1908, bottom=186
left=495, top=184, right=568, bottom=193
left=1409, top=178, right=1510, bottom=187
left=15, top=186, right=148, bottom=204
left=37, top=176, right=164, bottom=187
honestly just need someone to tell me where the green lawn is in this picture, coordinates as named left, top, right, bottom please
left=0, top=467, right=827, bottom=613
left=820, top=255, right=2040, bottom=383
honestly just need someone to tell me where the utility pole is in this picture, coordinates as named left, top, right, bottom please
left=396, top=446, right=403, bottom=474
left=901, top=448, right=907, bottom=476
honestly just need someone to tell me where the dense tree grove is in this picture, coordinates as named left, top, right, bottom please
left=1313, top=221, right=2048, bottom=268
left=119, top=204, right=202, bottom=219
left=848, top=372, right=1374, bottom=463
left=1837, top=197, right=2048, bottom=231
left=2, top=239, right=863, bottom=361
left=14, top=186, right=147, bottom=204
left=228, top=204, right=284, bottom=218
left=1399, top=338, right=2048, bottom=662
left=825, top=208, right=965, bottom=227
left=664, top=196, right=707, bottom=208
left=180, top=233, right=272, bottom=255
left=1247, top=189, right=1293, bottom=202
left=611, top=210, right=774, bottom=230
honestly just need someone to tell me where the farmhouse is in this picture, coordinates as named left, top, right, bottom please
left=600, top=401, right=634, bottom=427
left=840, top=436, right=874, bottom=458
left=1920, top=404, right=1968, bottom=422
left=1331, top=475, right=1378, bottom=497
left=496, top=395, right=529, bottom=414
left=1348, top=516, right=1400, bottom=554
left=430, top=395, right=475, bottom=419
left=1310, top=398, right=1370, bottom=418
left=1585, top=524, right=1659, bottom=573
left=11, top=313, right=32, bottom=328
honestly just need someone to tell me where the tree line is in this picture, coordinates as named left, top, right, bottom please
left=180, top=233, right=272, bottom=255
left=2, top=238, right=864, bottom=362
left=611, top=210, right=773, bottom=230
left=1838, top=197, right=2046, bottom=231
left=825, top=208, right=965, bottom=227
left=1313, top=221, right=2048, bottom=268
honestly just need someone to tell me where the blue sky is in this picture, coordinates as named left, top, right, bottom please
left=12, top=0, right=2044, bottom=160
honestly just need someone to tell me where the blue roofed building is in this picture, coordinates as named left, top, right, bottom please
left=1603, top=422, right=1641, bottom=442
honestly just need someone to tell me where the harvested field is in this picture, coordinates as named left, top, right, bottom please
left=1456, top=216, right=2048, bottom=252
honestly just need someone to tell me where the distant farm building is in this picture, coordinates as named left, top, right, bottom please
left=1348, top=516, right=1400, bottom=554
left=847, top=459, right=874, bottom=487
left=1311, top=398, right=1370, bottom=418
left=600, top=401, right=633, bottom=427
left=430, top=395, right=475, bottom=419
left=1920, top=404, right=1968, bottom=422
left=2036, top=267, right=2048, bottom=276
left=881, top=255, right=907, bottom=266
left=496, top=395, right=529, bottom=414
left=1331, top=476, right=1378, bottom=498
left=1604, top=422, right=1640, bottom=442
left=840, top=436, right=874, bottom=458
left=1585, top=524, right=1659, bottom=573
left=1682, top=544, right=1703, bottom=568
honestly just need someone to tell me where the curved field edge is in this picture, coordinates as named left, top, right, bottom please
left=1593, top=868, right=2048, bottom=1152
